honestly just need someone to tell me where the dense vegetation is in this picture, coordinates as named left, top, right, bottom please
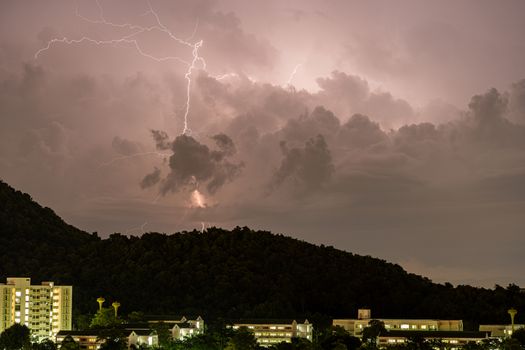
left=0, top=180, right=524, bottom=330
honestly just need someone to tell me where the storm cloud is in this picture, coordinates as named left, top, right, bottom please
left=1, top=0, right=525, bottom=287
left=150, top=133, right=243, bottom=195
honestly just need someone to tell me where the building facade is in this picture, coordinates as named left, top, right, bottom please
left=56, top=329, right=158, bottom=350
left=333, top=309, right=463, bottom=337
left=232, top=319, right=313, bottom=347
left=146, top=315, right=205, bottom=340
left=377, top=330, right=489, bottom=347
left=0, top=277, right=72, bottom=341
left=479, top=324, right=525, bottom=337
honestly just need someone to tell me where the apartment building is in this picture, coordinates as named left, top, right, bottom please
left=0, top=277, right=72, bottom=341
left=333, top=309, right=462, bottom=337
left=232, top=319, right=313, bottom=347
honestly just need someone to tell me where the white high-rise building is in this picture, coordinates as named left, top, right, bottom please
left=0, top=277, right=72, bottom=341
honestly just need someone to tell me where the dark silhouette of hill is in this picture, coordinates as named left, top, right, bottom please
left=0, top=180, right=523, bottom=329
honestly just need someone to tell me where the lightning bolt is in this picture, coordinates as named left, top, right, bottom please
left=98, top=151, right=170, bottom=167
left=286, top=63, right=302, bottom=87
left=35, top=0, right=206, bottom=136
left=125, top=221, right=148, bottom=235
left=34, top=1, right=243, bottom=232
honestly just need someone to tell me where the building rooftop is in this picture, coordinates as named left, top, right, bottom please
left=233, top=319, right=310, bottom=325
left=379, top=330, right=490, bottom=339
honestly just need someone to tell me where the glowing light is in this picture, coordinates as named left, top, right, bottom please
left=190, top=189, right=206, bottom=208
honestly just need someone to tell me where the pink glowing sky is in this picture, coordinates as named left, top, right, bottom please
left=1, top=0, right=525, bottom=287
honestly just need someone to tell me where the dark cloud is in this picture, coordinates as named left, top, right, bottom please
left=211, top=133, right=236, bottom=156
left=150, top=133, right=243, bottom=195
left=151, top=130, right=172, bottom=151
left=271, top=134, right=333, bottom=193
left=140, top=167, right=161, bottom=189
left=468, top=88, right=508, bottom=124
left=112, top=136, right=142, bottom=156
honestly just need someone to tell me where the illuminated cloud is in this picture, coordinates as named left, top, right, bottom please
left=148, top=133, right=244, bottom=195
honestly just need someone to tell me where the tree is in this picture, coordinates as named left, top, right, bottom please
left=98, top=338, right=126, bottom=350
left=0, top=324, right=31, bottom=350
left=75, top=314, right=92, bottom=330
left=405, top=335, right=432, bottom=350
left=178, top=333, right=220, bottom=350
left=90, top=308, right=121, bottom=329
left=512, top=328, right=525, bottom=348
left=149, top=322, right=171, bottom=348
left=225, top=327, right=258, bottom=350
left=362, top=320, right=386, bottom=346
left=502, top=338, right=523, bottom=350
left=58, top=336, right=79, bottom=350
left=319, top=326, right=360, bottom=350
left=290, top=338, right=314, bottom=350
left=31, top=340, right=56, bottom=350
left=127, top=312, right=145, bottom=323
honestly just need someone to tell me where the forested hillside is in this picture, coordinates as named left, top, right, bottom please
left=0, top=180, right=523, bottom=329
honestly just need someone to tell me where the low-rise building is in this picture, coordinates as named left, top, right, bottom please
left=56, top=328, right=158, bottom=350
left=146, top=315, right=204, bottom=340
left=0, top=277, right=72, bottom=342
left=232, top=319, right=313, bottom=347
left=479, top=324, right=525, bottom=337
left=377, top=330, right=489, bottom=347
left=333, top=309, right=463, bottom=337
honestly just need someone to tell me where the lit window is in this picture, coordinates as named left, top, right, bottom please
left=421, top=325, right=427, bottom=330
left=401, top=324, right=409, bottom=329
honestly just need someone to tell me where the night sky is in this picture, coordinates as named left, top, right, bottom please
left=1, top=0, right=525, bottom=287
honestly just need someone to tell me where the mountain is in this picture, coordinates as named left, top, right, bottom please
left=0, top=180, right=523, bottom=329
